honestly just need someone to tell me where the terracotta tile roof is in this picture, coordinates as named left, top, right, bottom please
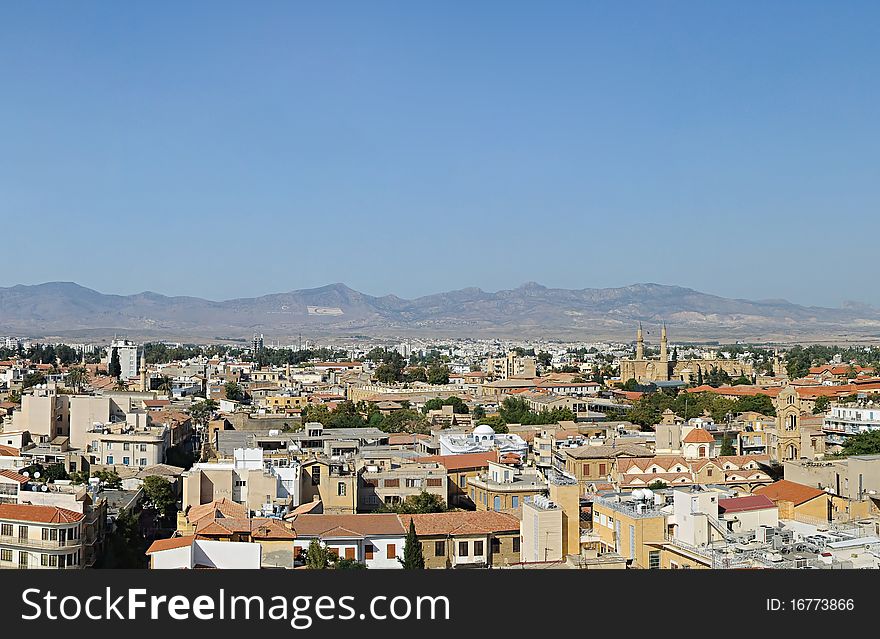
left=0, top=503, right=84, bottom=524
left=146, top=536, right=196, bottom=554
left=754, top=480, right=827, bottom=506
left=682, top=428, right=715, bottom=444
left=718, top=495, right=776, bottom=514
left=0, top=469, right=29, bottom=484
left=404, top=511, right=520, bottom=536
left=0, top=444, right=20, bottom=457
left=290, top=513, right=406, bottom=538
left=418, top=451, right=499, bottom=471
left=288, top=500, right=323, bottom=516
left=186, top=498, right=248, bottom=525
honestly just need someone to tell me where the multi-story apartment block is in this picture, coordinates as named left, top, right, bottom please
left=358, top=461, right=446, bottom=512
left=0, top=503, right=85, bottom=569
left=485, top=351, right=537, bottom=380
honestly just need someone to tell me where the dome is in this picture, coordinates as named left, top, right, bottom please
left=473, top=424, right=496, bottom=437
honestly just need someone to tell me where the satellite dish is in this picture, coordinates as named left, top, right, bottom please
left=21, top=471, right=29, bottom=477
left=41, top=485, right=48, bottom=492
left=33, top=472, right=41, bottom=479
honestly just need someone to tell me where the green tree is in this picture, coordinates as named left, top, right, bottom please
left=647, top=480, right=668, bottom=489
left=104, top=508, right=147, bottom=568
left=840, top=430, right=880, bottom=456
left=189, top=399, right=218, bottom=427
left=108, top=347, right=122, bottom=378
left=536, top=352, right=553, bottom=368
left=224, top=381, right=244, bottom=402
left=157, top=375, right=174, bottom=399
left=426, top=364, right=450, bottom=385
left=381, top=491, right=448, bottom=514
left=142, top=475, right=177, bottom=521
left=422, top=396, right=468, bottom=415
left=65, top=366, right=90, bottom=393
left=472, top=405, right=486, bottom=420
left=400, top=519, right=425, bottom=569
left=813, top=396, right=831, bottom=415
left=93, top=469, right=122, bottom=488
left=305, top=539, right=333, bottom=569
left=22, top=371, right=46, bottom=389
left=720, top=434, right=736, bottom=456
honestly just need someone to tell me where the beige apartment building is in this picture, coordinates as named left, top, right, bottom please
left=358, top=462, right=447, bottom=512
left=0, top=503, right=85, bottom=570
left=12, top=387, right=70, bottom=440
left=485, top=352, right=537, bottom=380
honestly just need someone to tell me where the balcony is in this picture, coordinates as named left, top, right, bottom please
left=0, top=535, right=81, bottom=549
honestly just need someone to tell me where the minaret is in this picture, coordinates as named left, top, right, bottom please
left=660, top=323, right=668, bottom=363
left=139, top=348, right=148, bottom=392
left=636, top=323, right=644, bottom=360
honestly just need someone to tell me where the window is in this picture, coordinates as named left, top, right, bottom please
left=386, top=544, right=396, bottom=559
left=312, top=467, right=320, bottom=486
left=19, top=551, right=28, bottom=568
left=19, top=525, right=28, bottom=540
left=599, top=463, right=607, bottom=476
left=365, top=544, right=374, bottom=560
left=337, top=482, right=346, bottom=497
left=493, top=496, right=501, bottom=511
left=139, top=458, right=147, bottom=466
left=458, top=541, right=468, bottom=557
left=123, top=457, right=130, bottom=465
left=0, top=549, right=11, bottom=562
left=106, top=456, right=114, bottom=465
left=123, top=443, right=130, bottom=451
left=435, top=541, right=445, bottom=557
left=42, top=528, right=57, bottom=541
left=41, top=554, right=48, bottom=566
left=648, top=550, right=661, bottom=569
left=345, top=547, right=355, bottom=560
left=511, top=496, right=519, bottom=508
left=491, top=538, right=501, bottom=554
left=1, top=523, right=12, bottom=536
left=582, top=463, right=590, bottom=476
left=512, top=537, right=520, bottom=553
left=474, top=540, right=484, bottom=556
left=458, top=475, right=466, bottom=488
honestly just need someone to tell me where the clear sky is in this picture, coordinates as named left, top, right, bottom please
left=1, top=2, right=878, bottom=306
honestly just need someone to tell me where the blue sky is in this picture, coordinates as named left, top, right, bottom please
left=1, top=2, right=878, bottom=306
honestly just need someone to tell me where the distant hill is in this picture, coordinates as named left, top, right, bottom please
left=2, top=281, right=879, bottom=342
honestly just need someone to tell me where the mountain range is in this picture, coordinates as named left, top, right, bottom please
left=1, top=281, right=879, bottom=342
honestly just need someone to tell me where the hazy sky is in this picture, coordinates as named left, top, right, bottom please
left=1, top=2, right=878, bottom=306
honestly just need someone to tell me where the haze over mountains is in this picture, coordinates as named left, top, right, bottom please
left=1, top=281, right=879, bottom=343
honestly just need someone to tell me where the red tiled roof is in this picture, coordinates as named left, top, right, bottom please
left=682, top=428, right=715, bottom=444
left=418, top=450, right=499, bottom=471
left=405, top=511, right=520, bottom=536
left=0, top=469, right=29, bottom=484
left=0, top=503, right=84, bottom=524
left=718, top=494, right=776, bottom=514
left=146, top=536, right=196, bottom=554
left=754, top=480, right=826, bottom=506
left=0, top=445, right=20, bottom=457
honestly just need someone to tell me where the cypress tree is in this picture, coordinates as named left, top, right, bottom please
left=108, top=347, right=121, bottom=379
left=401, top=518, right=425, bottom=569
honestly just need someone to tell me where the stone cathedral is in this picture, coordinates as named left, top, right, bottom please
left=618, top=324, right=754, bottom=384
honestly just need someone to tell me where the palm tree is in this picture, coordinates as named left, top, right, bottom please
left=65, top=367, right=90, bottom=393
left=157, top=375, right=174, bottom=399
left=114, top=378, right=129, bottom=391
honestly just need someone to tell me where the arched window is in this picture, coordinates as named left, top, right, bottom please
left=699, top=446, right=706, bottom=458
left=493, top=496, right=501, bottom=511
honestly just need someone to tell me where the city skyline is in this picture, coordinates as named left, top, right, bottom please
left=1, top=2, right=879, bottom=306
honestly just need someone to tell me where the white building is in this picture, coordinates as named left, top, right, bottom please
left=108, top=339, right=141, bottom=381
left=0, top=503, right=85, bottom=569
left=438, top=424, right=528, bottom=457
left=147, top=537, right=261, bottom=569
left=824, top=405, right=880, bottom=437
